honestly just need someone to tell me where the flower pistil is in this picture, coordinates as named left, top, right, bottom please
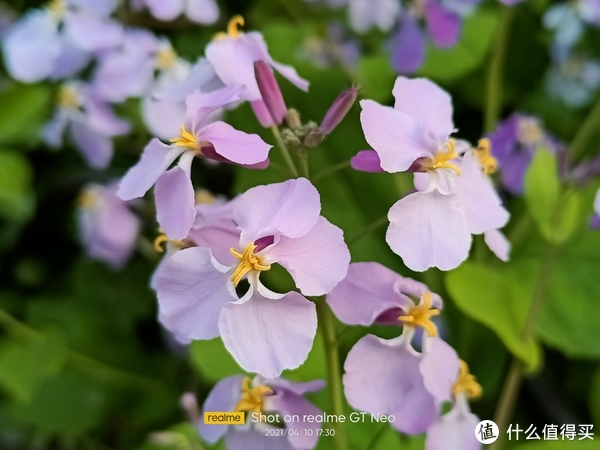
left=230, top=243, right=271, bottom=286
left=427, top=139, right=461, bottom=175
left=215, top=15, right=245, bottom=40
left=452, top=360, right=482, bottom=400
left=170, top=126, right=200, bottom=151
left=234, top=377, right=273, bottom=414
left=398, top=291, right=440, bottom=337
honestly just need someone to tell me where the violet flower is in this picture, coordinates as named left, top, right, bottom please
left=118, top=86, right=271, bottom=240
left=153, top=178, right=350, bottom=377
left=131, top=0, right=219, bottom=24
left=43, top=82, right=131, bottom=169
left=205, top=16, right=309, bottom=127
left=346, top=0, right=401, bottom=34
left=198, top=375, right=324, bottom=450
left=544, top=0, right=600, bottom=49
left=77, top=182, right=140, bottom=269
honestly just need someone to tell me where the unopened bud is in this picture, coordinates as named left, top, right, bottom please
left=320, top=87, right=358, bottom=135
left=304, top=129, right=325, bottom=148
left=287, top=109, right=302, bottom=130
left=254, top=60, right=287, bottom=125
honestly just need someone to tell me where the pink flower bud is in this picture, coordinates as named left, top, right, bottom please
left=321, top=87, right=358, bottom=135
left=254, top=60, right=287, bottom=125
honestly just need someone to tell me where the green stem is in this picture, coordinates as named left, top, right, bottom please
left=270, top=125, right=298, bottom=177
left=298, top=151, right=310, bottom=179
left=365, top=424, right=389, bottom=450
left=347, top=215, right=388, bottom=246
left=316, top=300, right=350, bottom=450
left=489, top=245, right=556, bottom=450
left=484, top=6, right=515, bottom=132
left=312, top=161, right=351, bottom=183
left=570, top=96, right=600, bottom=161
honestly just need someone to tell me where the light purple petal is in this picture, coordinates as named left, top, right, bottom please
left=155, top=246, right=233, bottom=340
left=386, top=191, right=472, bottom=271
left=234, top=178, right=321, bottom=245
left=64, top=12, right=123, bottom=52
left=142, top=96, right=187, bottom=141
left=198, top=121, right=272, bottom=165
left=186, top=0, right=220, bottom=24
left=251, top=99, right=275, bottom=128
left=188, top=219, right=240, bottom=266
left=42, top=110, right=69, bottom=148
left=484, top=228, right=510, bottom=262
left=392, top=15, right=426, bottom=75
left=84, top=97, right=131, bottom=137
left=270, top=388, right=322, bottom=449
left=264, top=216, right=350, bottom=296
left=69, top=121, right=113, bottom=169
left=425, top=0, right=461, bottom=49
left=327, top=262, right=414, bottom=326
left=420, top=337, right=460, bottom=404
left=144, top=0, right=185, bottom=20
left=426, top=398, right=481, bottom=450
left=360, top=99, right=434, bottom=173
left=50, top=37, right=90, bottom=79
left=219, top=291, right=317, bottom=378
left=118, top=139, right=185, bottom=200
left=271, top=61, right=310, bottom=92
left=155, top=58, right=219, bottom=102
left=187, top=86, right=243, bottom=126
left=392, top=76, right=455, bottom=140
left=155, top=152, right=197, bottom=240
left=350, top=150, right=384, bottom=173
left=199, top=375, right=244, bottom=444
left=261, top=378, right=325, bottom=395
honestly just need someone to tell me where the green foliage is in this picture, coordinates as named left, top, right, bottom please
left=0, top=149, right=35, bottom=223
left=0, top=84, right=52, bottom=146
left=189, top=338, right=240, bottom=383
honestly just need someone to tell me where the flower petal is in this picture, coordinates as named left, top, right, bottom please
left=484, top=228, right=511, bottom=262
left=234, top=178, right=321, bottom=245
left=186, top=0, right=220, bottom=24
left=187, top=86, right=243, bottom=126
left=391, top=15, right=426, bottom=75
left=425, top=1, right=461, bottom=49
left=219, top=291, right=317, bottom=378
left=65, top=12, right=123, bottom=52
left=143, top=0, right=184, bottom=20
left=69, top=121, right=113, bottom=169
left=155, top=246, right=233, bottom=340
left=426, top=398, right=481, bottom=450
left=142, top=96, right=187, bottom=141
left=386, top=191, right=471, bottom=271
left=118, top=139, right=185, bottom=200
left=420, top=337, right=460, bottom=404
left=270, top=389, right=322, bottom=449
left=199, top=375, right=245, bottom=444
left=199, top=121, right=272, bottom=165
left=350, top=150, right=385, bottom=172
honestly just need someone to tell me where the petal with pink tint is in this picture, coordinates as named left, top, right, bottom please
left=65, top=13, right=123, bottom=52
left=392, top=15, right=426, bottom=75
left=142, top=96, right=187, bottom=141
left=186, top=0, right=220, bottom=24
left=69, top=121, right=113, bottom=169
left=251, top=99, right=275, bottom=128
left=392, top=76, right=455, bottom=140
left=484, top=228, right=511, bottom=262
left=386, top=191, right=471, bottom=271
left=270, top=389, right=322, bottom=449
left=350, top=150, right=384, bottom=173
left=186, top=86, right=243, bottom=126
left=260, top=377, right=325, bottom=395
left=234, top=178, right=321, bottom=245
left=327, top=262, right=413, bottom=326
left=219, top=291, right=317, bottom=378
left=144, top=0, right=184, bottom=20
left=425, top=0, right=461, bottom=49
left=118, top=139, right=185, bottom=200
left=420, top=337, right=460, bottom=404
left=426, top=398, right=481, bottom=450
left=155, top=246, right=233, bottom=340
left=265, top=217, right=350, bottom=296
left=199, top=375, right=244, bottom=444
left=155, top=152, right=197, bottom=240
left=199, top=121, right=272, bottom=165
left=271, top=61, right=310, bottom=92
left=154, top=58, right=219, bottom=102
left=360, top=99, right=433, bottom=173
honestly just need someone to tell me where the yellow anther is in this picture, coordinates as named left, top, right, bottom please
left=215, top=15, right=245, bottom=40
left=48, top=0, right=66, bottom=18
left=398, top=291, right=440, bottom=337
left=195, top=190, right=215, bottom=205
left=452, top=360, right=483, bottom=400
left=153, top=229, right=184, bottom=252
left=430, top=139, right=461, bottom=175
left=230, top=243, right=271, bottom=287
left=234, top=377, right=273, bottom=414
left=170, top=125, right=199, bottom=151
left=76, top=189, right=97, bottom=209
left=156, top=46, right=177, bottom=70
left=474, top=138, right=497, bottom=175
left=58, top=86, right=80, bottom=109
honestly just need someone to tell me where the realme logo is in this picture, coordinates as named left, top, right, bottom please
left=204, top=412, right=245, bottom=424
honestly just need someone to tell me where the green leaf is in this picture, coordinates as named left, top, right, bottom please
left=418, top=9, right=498, bottom=83
left=357, top=55, right=396, bottom=103
left=0, top=336, right=65, bottom=402
left=189, top=338, right=241, bottom=383
left=446, top=262, right=541, bottom=370
left=0, top=149, right=36, bottom=223
left=0, top=84, right=52, bottom=146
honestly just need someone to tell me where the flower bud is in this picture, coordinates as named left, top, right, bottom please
left=320, top=87, right=358, bottom=135
left=287, top=109, right=302, bottom=130
left=304, top=129, right=325, bottom=148
left=254, top=60, right=287, bottom=125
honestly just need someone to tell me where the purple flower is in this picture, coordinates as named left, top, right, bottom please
left=347, top=0, right=401, bottom=33
left=77, top=182, right=140, bottom=268
left=206, top=16, right=309, bottom=125
left=198, top=375, right=325, bottom=449
left=359, top=77, right=509, bottom=270
left=118, top=87, right=271, bottom=240
left=153, top=178, right=350, bottom=377
left=329, top=262, right=460, bottom=434
left=43, top=82, right=131, bottom=169
left=591, top=189, right=600, bottom=229
left=132, top=0, right=219, bottom=24
left=391, top=1, right=462, bottom=74
left=488, top=114, right=559, bottom=195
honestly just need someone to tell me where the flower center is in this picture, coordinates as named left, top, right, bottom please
left=48, top=0, right=66, bottom=18
left=230, top=243, right=271, bottom=287
left=58, top=86, right=80, bottom=109
left=452, top=360, right=482, bottom=400
left=517, top=117, right=544, bottom=145
left=215, top=15, right=245, bottom=40
left=154, top=229, right=185, bottom=252
left=156, top=46, right=177, bottom=70
left=77, top=189, right=97, bottom=209
left=428, top=139, right=461, bottom=175
left=195, top=190, right=215, bottom=204
left=234, top=377, right=273, bottom=414
left=170, top=125, right=200, bottom=151
left=398, top=291, right=440, bottom=337
left=474, top=138, right=497, bottom=175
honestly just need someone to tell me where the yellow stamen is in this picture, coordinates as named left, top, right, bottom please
left=76, top=189, right=97, bottom=209
left=156, top=46, right=177, bottom=70
left=170, top=125, right=199, bottom=151
left=48, top=0, right=65, bottom=18
left=234, top=377, right=273, bottom=414
left=430, top=139, right=461, bottom=175
left=474, top=138, right=497, bottom=175
left=214, top=15, right=245, bottom=40
left=58, top=86, right=80, bottom=109
left=153, top=229, right=184, bottom=252
left=195, top=190, right=215, bottom=205
left=398, top=291, right=440, bottom=337
left=230, top=243, right=271, bottom=287
left=452, top=360, right=483, bottom=400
